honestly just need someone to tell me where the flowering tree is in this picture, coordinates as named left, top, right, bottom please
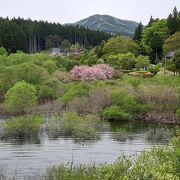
left=71, top=64, right=114, bottom=81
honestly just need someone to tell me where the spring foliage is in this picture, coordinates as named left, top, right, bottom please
left=5, top=81, right=37, bottom=113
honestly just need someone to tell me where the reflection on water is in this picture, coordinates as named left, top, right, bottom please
left=0, top=120, right=176, bottom=179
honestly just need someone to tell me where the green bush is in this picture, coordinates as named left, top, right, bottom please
left=148, top=63, right=161, bottom=74
left=109, top=89, right=128, bottom=106
left=43, top=60, right=58, bottom=74
left=59, top=83, right=90, bottom=103
left=176, top=108, right=180, bottom=118
left=48, top=112, right=102, bottom=140
left=102, top=105, right=131, bottom=121
left=3, top=114, right=43, bottom=138
left=0, top=47, right=7, bottom=56
left=122, top=95, right=139, bottom=114
left=65, top=60, right=80, bottom=71
left=14, top=62, right=49, bottom=85
left=5, top=81, right=37, bottom=113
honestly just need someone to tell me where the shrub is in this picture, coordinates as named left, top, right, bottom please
left=37, top=85, right=54, bottom=101
left=59, top=83, right=90, bottom=103
left=0, top=47, right=7, bottom=56
left=138, top=84, right=180, bottom=110
left=71, top=64, right=114, bottom=81
left=4, top=81, right=37, bottom=113
left=66, top=86, right=112, bottom=114
left=66, top=60, right=80, bottom=71
left=102, top=105, right=131, bottom=121
left=107, top=52, right=136, bottom=70
left=52, top=71, right=72, bottom=83
left=2, top=114, right=43, bottom=138
left=43, top=60, right=58, bottom=74
left=110, top=89, right=128, bottom=106
left=135, top=55, right=150, bottom=70
left=48, top=112, right=102, bottom=140
left=148, top=63, right=161, bottom=74
left=176, top=108, right=180, bottom=118
left=14, top=62, right=49, bottom=85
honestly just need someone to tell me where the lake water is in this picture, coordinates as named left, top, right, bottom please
left=0, top=120, right=175, bottom=179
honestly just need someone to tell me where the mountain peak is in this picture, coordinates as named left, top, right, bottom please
left=74, top=14, right=139, bottom=37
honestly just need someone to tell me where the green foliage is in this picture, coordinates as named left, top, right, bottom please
left=0, top=66, right=16, bottom=94
left=0, top=17, right=111, bottom=54
left=59, top=83, right=90, bottom=103
left=107, top=52, right=136, bottom=70
left=87, top=55, right=98, bottom=65
left=16, top=50, right=24, bottom=54
left=135, top=55, right=150, bottom=69
left=166, top=60, right=176, bottom=73
left=176, top=108, right=180, bottom=118
left=148, top=63, right=161, bottom=74
left=48, top=112, right=102, bottom=140
left=143, top=19, right=169, bottom=45
left=133, top=22, right=143, bottom=41
left=103, top=36, right=139, bottom=57
left=172, top=50, right=180, bottom=73
left=14, top=62, right=49, bottom=84
left=5, top=81, right=37, bottom=113
left=65, top=60, right=80, bottom=71
left=142, top=19, right=169, bottom=62
left=109, top=89, right=128, bottom=106
left=102, top=105, right=131, bottom=121
left=163, top=32, right=180, bottom=53
left=37, top=84, right=54, bottom=101
left=43, top=60, right=58, bottom=74
left=60, top=39, right=71, bottom=53
left=3, top=114, right=43, bottom=138
left=167, top=7, right=180, bottom=35
left=0, top=47, right=7, bottom=56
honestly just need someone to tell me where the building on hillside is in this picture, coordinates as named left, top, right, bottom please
left=51, top=48, right=61, bottom=56
left=166, top=51, right=175, bottom=60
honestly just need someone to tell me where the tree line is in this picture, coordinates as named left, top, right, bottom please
left=0, top=17, right=112, bottom=54
left=133, top=7, right=180, bottom=63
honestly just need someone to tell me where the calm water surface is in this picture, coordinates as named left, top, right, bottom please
left=0, top=119, right=175, bottom=179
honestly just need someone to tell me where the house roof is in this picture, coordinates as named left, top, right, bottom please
left=166, top=51, right=175, bottom=58
left=52, top=48, right=60, bottom=52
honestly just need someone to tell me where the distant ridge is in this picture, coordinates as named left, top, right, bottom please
left=72, top=14, right=139, bottom=37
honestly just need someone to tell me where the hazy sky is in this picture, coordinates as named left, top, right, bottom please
left=0, top=0, right=179, bottom=25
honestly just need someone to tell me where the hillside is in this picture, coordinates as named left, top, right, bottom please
left=73, top=14, right=139, bottom=37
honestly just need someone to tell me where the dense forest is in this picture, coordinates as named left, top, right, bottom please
left=0, top=17, right=112, bottom=53
left=132, top=7, right=180, bottom=62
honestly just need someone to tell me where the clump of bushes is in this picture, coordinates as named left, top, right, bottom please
left=4, top=81, right=37, bottom=113
left=58, top=83, right=90, bottom=103
left=102, top=88, right=149, bottom=121
left=148, top=63, right=161, bottom=74
left=2, top=114, right=43, bottom=138
left=138, top=84, right=180, bottom=111
left=47, top=112, right=103, bottom=140
left=71, top=64, right=114, bottom=81
left=176, top=108, right=180, bottom=119
left=101, top=105, right=131, bottom=121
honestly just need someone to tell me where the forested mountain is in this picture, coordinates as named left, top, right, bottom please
left=73, top=14, right=139, bottom=37
left=0, top=17, right=112, bottom=53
